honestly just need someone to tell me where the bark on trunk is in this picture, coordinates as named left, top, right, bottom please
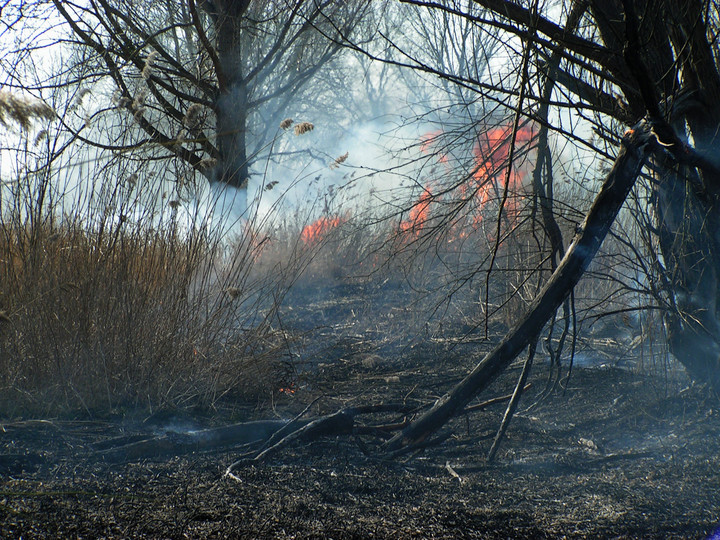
left=588, top=0, right=720, bottom=393
left=215, top=82, right=250, bottom=189
left=210, top=0, right=251, bottom=190
left=385, top=122, right=654, bottom=452
left=655, top=164, right=720, bottom=392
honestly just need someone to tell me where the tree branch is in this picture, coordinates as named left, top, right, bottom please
left=189, top=0, right=227, bottom=90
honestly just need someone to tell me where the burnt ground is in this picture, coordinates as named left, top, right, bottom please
left=2, top=347, right=720, bottom=540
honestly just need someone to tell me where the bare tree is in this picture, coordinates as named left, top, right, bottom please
left=47, top=0, right=369, bottom=203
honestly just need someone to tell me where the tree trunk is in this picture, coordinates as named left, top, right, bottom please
left=588, top=0, right=720, bottom=393
left=212, top=1, right=251, bottom=191
left=214, top=81, right=250, bottom=190
left=649, top=0, right=720, bottom=393
left=385, top=122, right=654, bottom=451
left=655, top=163, right=720, bottom=393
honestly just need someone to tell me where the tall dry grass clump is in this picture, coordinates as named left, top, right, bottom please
left=0, top=186, right=294, bottom=418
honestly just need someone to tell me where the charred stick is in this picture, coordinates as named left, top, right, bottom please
left=462, top=384, right=532, bottom=414
left=225, top=402, right=416, bottom=472
left=487, top=342, right=537, bottom=462
left=254, top=396, right=322, bottom=455
left=353, top=421, right=409, bottom=437
left=226, top=410, right=356, bottom=472
left=385, top=431, right=454, bottom=460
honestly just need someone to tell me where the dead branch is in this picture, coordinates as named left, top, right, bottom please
left=226, top=403, right=414, bottom=473
left=384, top=121, right=655, bottom=453
left=226, top=410, right=356, bottom=474
left=254, top=397, right=322, bottom=455
left=385, top=431, right=454, bottom=460
left=96, top=403, right=413, bottom=464
left=487, top=342, right=537, bottom=462
left=462, top=384, right=532, bottom=413
left=97, top=419, right=296, bottom=463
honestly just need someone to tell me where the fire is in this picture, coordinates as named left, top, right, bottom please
left=400, top=185, right=432, bottom=235
left=301, top=215, right=344, bottom=244
left=397, top=124, right=534, bottom=240
left=469, top=124, right=535, bottom=224
left=278, top=382, right=296, bottom=395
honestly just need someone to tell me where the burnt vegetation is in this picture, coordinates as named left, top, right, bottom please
left=2, top=0, right=720, bottom=537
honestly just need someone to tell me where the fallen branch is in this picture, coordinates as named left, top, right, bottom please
left=226, top=403, right=413, bottom=474
left=226, top=410, right=356, bottom=474
left=97, top=403, right=412, bottom=464
left=253, top=397, right=322, bottom=456
left=97, top=419, right=297, bottom=463
left=385, top=122, right=655, bottom=453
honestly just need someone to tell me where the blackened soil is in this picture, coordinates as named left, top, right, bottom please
left=2, top=365, right=720, bottom=539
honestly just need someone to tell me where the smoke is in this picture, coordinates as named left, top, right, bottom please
left=204, top=181, right=248, bottom=233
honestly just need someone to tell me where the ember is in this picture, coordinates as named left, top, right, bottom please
left=278, top=382, right=296, bottom=395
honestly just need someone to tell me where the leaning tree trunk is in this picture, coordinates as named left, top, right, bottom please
left=385, top=123, right=655, bottom=451
left=648, top=0, right=720, bottom=394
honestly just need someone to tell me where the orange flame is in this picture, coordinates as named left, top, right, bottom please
left=400, top=185, right=432, bottom=235
left=399, top=124, right=535, bottom=243
left=470, top=124, right=535, bottom=224
left=420, top=130, right=449, bottom=164
left=301, top=215, right=344, bottom=244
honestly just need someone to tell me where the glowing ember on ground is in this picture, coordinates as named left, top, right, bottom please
left=278, top=383, right=296, bottom=395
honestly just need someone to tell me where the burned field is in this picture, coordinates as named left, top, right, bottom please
left=6, top=0, right=720, bottom=537
left=2, top=329, right=720, bottom=538
left=2, top=182, right=718, bottom=538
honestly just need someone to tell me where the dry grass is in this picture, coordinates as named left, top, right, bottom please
left=0, top=129, right=663, bottom=421
left=0, top=199, right=297, bottom=418
left=0, top=90, right=55, bottom=131
left=0, top=189, right=664, bottom=419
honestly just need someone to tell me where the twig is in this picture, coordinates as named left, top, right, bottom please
left=385, top=431, right=453, bottom=460
left=255, top=396, right=322, bottom=455
left=462, top=384, right=532, bottom=414
left=225, top=403, right=412, bottom=474
left=445, top=461, right=464, bottom=483
left=487, top=341, right=537, bottom=462
left=225, top=410, right=356, bottom=474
